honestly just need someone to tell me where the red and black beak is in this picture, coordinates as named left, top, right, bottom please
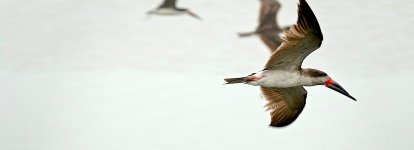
left=187, top=11, right=201, bottom=20
left=325, top=79, right=356, bottom=101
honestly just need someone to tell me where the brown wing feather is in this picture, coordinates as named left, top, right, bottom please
left=261, top=86, right=307, bottom=127
left=264, top=0, right=323, bottom=71
left=159, top=0, right=177, bottom=8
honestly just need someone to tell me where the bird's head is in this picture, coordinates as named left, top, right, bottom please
left=178, top=8, right=201, bottom=20
left=305, top=69, right=356, bottom=101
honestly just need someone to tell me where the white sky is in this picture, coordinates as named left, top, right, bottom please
left=1, top=0, right=413, bottom=149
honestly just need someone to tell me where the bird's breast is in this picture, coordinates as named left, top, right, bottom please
left=259, top=70, right=303, bottom=88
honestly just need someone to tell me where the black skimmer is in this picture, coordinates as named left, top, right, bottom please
left=239, top=0, right=290, bottom=52
left=147, top=0, right=201, bottom=20
left=225, top=0, right=356, bottom=127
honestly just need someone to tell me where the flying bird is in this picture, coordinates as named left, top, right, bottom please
left=225, top=0, right=356, bottom=127
left=147, top=0, right=201, bottom=20
left=239, top=0, right=290, bottom=52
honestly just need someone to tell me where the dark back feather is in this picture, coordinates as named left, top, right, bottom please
left=159, top=0, right=177, bottom=9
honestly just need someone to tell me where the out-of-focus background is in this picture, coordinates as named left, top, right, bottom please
left=1, top=0, right=413, bottom=149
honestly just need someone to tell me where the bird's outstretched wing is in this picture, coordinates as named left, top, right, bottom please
left=261, top=86, right=307, bottom=127
left=258, top=31, right=284, bottom=52
left=257, top=0, right=284, bottom=52
left=264, top=0, right=323, bottom=71
left=239, top=0, right=280, bottom=37
left=257, top=0, right=281, bottom=32
left=158, top=0, right=177, bottom=9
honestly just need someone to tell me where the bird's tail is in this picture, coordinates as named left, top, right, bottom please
left=224, top=77, right=248, bottom=84
left=238, top=31, right=256, bottom=37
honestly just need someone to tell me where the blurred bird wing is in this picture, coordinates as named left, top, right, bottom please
left=264, top=0, right=323, bottom=71
left=258, top=0, right=280, bottom=31
left=259, top=33, right=284, bottom=52
left=159, top=0, right=177, bottom=8
left=261, top=86, right=307, bottom=127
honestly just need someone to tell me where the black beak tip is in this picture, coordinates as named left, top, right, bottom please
left=327, top=81, right=357, bottom=102
left=343, top=92, right=356, bottom=101
left=193, top=16, right=202, bottom=20
left=342, top=92, right=357, bottom=101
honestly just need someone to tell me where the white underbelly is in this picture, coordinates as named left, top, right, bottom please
left=249, top=70, right=303, bottom=88
left=150, top=8, right=184, bottom=15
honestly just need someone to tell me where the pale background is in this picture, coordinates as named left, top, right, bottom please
left=1, top=0, right=413, bottom=149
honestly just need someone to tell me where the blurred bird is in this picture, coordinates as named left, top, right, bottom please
left=147, top=0, right=201, bottom=20
left=225, top=0, right=356, bottom=127
left=239, top=0, right=290, bottom=52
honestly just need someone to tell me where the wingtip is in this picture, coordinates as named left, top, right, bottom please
left=269, top=120, right=295, bottom=128
left=269, top=123, right=289, bottom=128
left=296, top=0, right=323, bottom=40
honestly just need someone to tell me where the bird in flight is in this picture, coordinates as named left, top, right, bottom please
left=225, top=0, right=356, bottom=127
left=239, top=0, right=290, bottom=52
left=147, top=0, right=201, bottom=20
